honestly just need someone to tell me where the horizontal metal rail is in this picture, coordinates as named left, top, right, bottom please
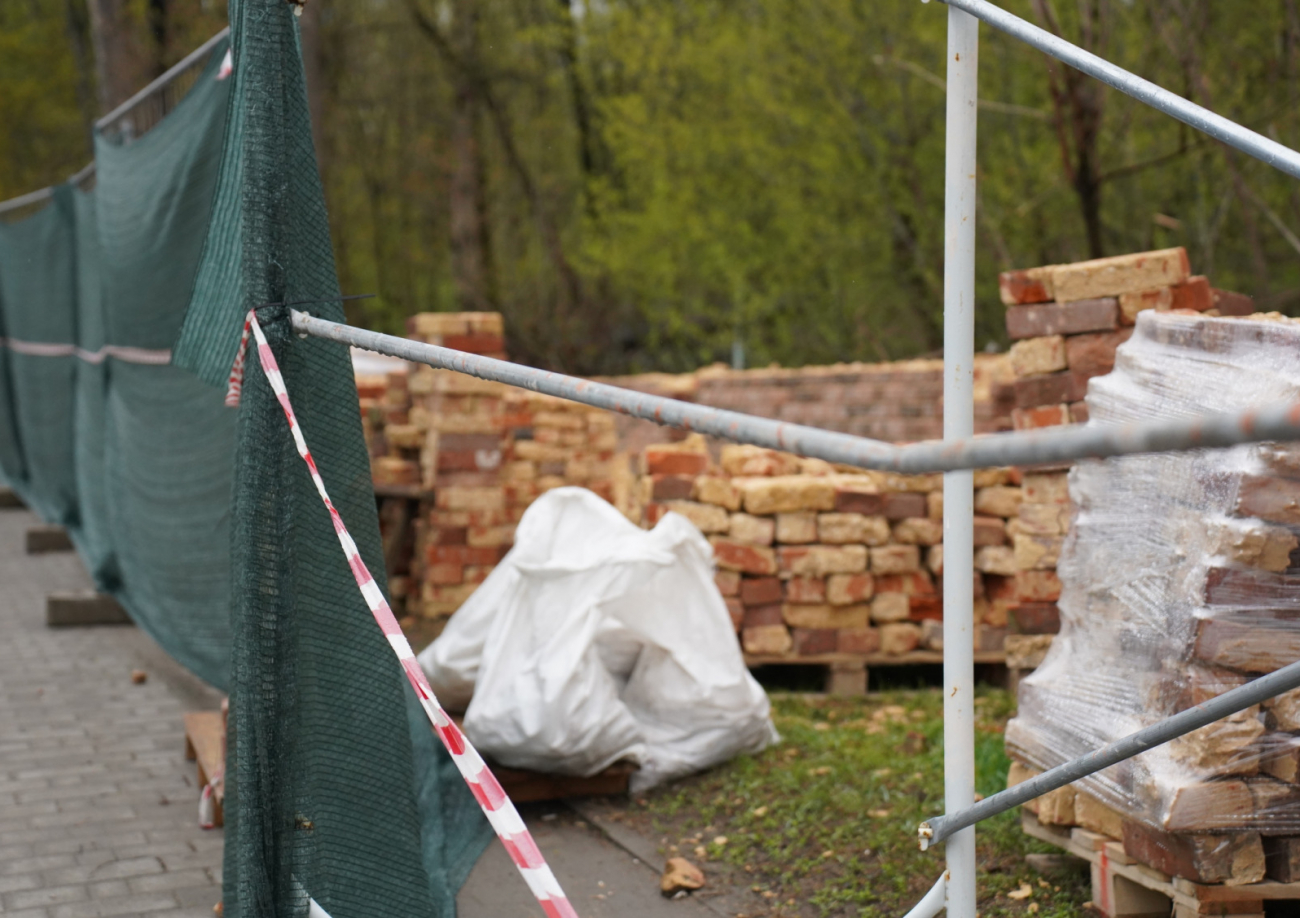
left=292, top=310, right=1300, bottom=474
left=0, top=28, right=228, bottom=217
left=940, top=0, right=1300, bottom=181
left=919, top=657, right=1300, bottom=848
left=95, top=26, right=231, bottom=132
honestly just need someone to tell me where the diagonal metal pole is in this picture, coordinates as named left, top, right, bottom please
left=941, top=5, right=980, bottom=917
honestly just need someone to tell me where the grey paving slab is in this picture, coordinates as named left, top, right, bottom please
left=0, top=509, right=224, bottom=917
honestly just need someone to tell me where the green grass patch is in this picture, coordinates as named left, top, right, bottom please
left=624, top=688, right=1090, bottom=917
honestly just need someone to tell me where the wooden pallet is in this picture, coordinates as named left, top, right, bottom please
left=1023, top=811, right=1298, bottom=917
left=744, top=650, right=1007, bottom=696
left=183, top=711, right=225, bottom=828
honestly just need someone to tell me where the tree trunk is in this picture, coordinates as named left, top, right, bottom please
left=85, top=0, right=147, bottom=114
left=448, top=0, right=496, bottom=311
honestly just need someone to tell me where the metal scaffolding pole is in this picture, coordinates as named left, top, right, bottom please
left=941, top=6, right=979, bottom=917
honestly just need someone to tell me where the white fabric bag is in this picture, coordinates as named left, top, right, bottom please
left=417, top=487, right=778, bottom=791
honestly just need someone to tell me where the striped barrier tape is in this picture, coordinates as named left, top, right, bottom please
left=228, top=311, right=579, bottom=918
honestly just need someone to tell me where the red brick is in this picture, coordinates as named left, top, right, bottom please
left=428, top=562, right=464, bottom=585
left=711, top=539, right=778, bottom=575
left=1212, top=288, right=1255, bottom=316
left=836, top=627, right=881, bottom=655
left=741, top=576, right=784, bottom=606
left=644, top=503, right=669, bottom=526
left=725, top=597, right=744, bottom=631
left=883, top=493, right=927, bottom=520
left=874, top=572, right=935, bottom=595
left=427, top=545, right=504, bottom=566
left=442, top=332, right=506, bottom=353
left=1012, top=602, right=1061, bottom=634
left=432, top=527, right=468, bottom=546
left=835, top=490, right=885, bottom=515
left=1013, top=372, right=1088, bottom=410
left=1065, top=328, right=1134, bottom=377
left=1069, top=401, right=1089, bottom=424
left=909, top=595, right=943, bottom=621
left=645, top=450, right=710, bottom=476
left=791, top=628, right=838, bottom=655
left=973, top=515, right=1007, bottom=547
left=1005, top=298, right=1118, bottom=340
left=743, top=602, right=784, bottom=628
left=1011, top=404, right=1072, bottom=430
left=715, top=570, right=741, bottom=596
left=651, top=475, right=696, bottom=501
left=441, top=433, right=502, bottom=451
left=999, top=268, right=1054, bottom=305
left=1170, top=276, right=1213, bottom=312
left=785, top=577, right=827, bottom=603
left=438, top=449, right=503, bottom=472
left=984, top=574, right=1016, bottom=601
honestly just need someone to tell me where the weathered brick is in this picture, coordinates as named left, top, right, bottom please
left=779, top=545, right=869, bottom=576
left=1050, top=247, right=1189, bottom=302
left=715, top=570, right=741, bottom=596
left=725, top=597, right=744, bottom=631
left=650, top=475, right=695, bottom=501
left=709, top=538, right=778, bottom=575
left=1009, top=336, right=1067, bottom=377
left=1012, top=404, right=1072, bottom=430
left=817, top=513, right=891, bottom=545
left=427, top=545, right=503, bottom=566
left=1212, top=288, right=1255, bottom=316
left=892, top=517, right=943, bottom=546
left=1118, top=286, right=1173, bottom=324
left=742, top=602, right=784, bottom=628
left=827, top=572, right=874, bottom=605
left=879, top=622, right=922, bottom=655
left=783, top=603, right=870, bottom=629
left=740, top=576, right=784, bottom=606
left=740, top=476, right=837, bottom=514
left=1012, top=602, right=1061, bottom=634
left=663, top=500, right=730, bottom=533
left=974, top=545, right=1017, bottom=576
left=927, top=544, right=944, bottom=575
left=883, top=493, right=927, bottom=521
left=694, top=476, right=743, bottom=511
left=1016, top=502, right=1069, bottom=535
left=1070, top=400, right=1090, bottom=424
left=1014, top=533, right=1062, bottom=570
left=1013, top=371, right=1088, bottom=409
left=1171, top=276, right=1213, bottom=312
left=785, top=577, right=827, bottom=604
left=870, top=544, right=920, bottom=574
left=837, top=627, right=881, bottom=655
left=974, top=485, right=1023, bottom=518
left=909, top=595, right=943, bottom=621
left=775, top=512, right=818, bottom=544
left=999, top=265, right=1059, bottom=305
left=1066, top=327, right=1134, bottom=377
left=1023, top=471, right=1070, bottom=504
left=834, top=489, right=885, bottom=515
left=791, top=628, right=838, bottom=655
left=728, top=512, right=775, bottom=546
left=742, top=625, right=792, bottom=655
left=1005, top=298, right=1118, bottom=339
left=875, top=571, right=938, bottom=595
left=720, top=445, right=801, bottom=477
left=645, top=447, right=709, bottom=477
left=1016, top=569, right=1063, bottom=601
left=973, top=515, right=1007, bottom=546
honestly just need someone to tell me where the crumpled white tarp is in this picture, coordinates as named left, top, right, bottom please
left=417, top=487, right=778, bottom=792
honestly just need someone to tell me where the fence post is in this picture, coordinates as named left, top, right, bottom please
left=943, top=5, right=980, bottom=917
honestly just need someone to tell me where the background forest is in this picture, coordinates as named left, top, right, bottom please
left=4, top=0, right=1300, bottom=374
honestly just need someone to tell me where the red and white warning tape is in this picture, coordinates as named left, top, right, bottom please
left=227, top=312, right=578, bottom=918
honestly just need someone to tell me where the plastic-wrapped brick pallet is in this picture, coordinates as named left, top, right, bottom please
left=1006, top=310, right=1300, bottom=885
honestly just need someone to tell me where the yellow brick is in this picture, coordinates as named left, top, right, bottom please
left=740, top=476, right=837, bottom=515
left=1009, top=336, right=1067, bottom=378
left=781, top=603, right=869, bottom=629
left=1050, top=247, right=1189, bottom=302
left=664, top=501, right=730, bottom=534
left=695, top=477, right=743, bottom=511
left=816, top=513, right=891, bottom=546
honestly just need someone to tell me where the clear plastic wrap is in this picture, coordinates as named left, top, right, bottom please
left=1007, top=311, right=1300, bottom=845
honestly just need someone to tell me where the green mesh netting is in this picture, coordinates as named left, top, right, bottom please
left=0, top=45, right=234, bottom=686
left=172, top=1, right=491, bottom=914
left=1, top=10, right=489, bottom=911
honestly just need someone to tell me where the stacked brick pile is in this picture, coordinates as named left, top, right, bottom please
left=627, top=438, right=1016, bottom=659
left=997, top=248, right=1254, bottom=670
left=358, top=368, right=421, bottom=488
left=1006, top=312, right=1300, bottom=897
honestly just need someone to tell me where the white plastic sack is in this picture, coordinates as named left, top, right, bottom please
left=417, top=487, right=778, bottom=792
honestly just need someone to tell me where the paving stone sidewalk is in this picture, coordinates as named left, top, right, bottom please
left=0, top=507, right=225, bottom=918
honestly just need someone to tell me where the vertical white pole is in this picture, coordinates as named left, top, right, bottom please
left=943, top=5, right=979, bottom=918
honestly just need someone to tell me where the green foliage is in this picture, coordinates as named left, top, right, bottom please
left=7, top=0, right=1300, bottom=374
left=630, top=688, right=1089, bottom=917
